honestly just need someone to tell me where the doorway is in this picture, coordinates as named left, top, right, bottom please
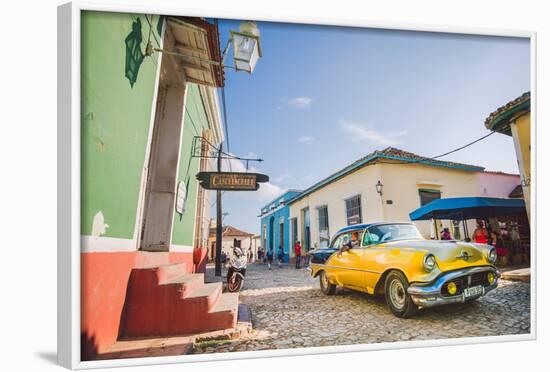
left=279, top=221, right=285, bottom=251
left=290, top=217, right=298, bottom=259
left=269, top=216, right=275, bottom=253
left=302, top=207, right=311, bottom=252
left=139, top=41, right=186, bottom=251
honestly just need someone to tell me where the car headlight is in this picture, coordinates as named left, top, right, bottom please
left=423, top=254, right=437, bottom=272
left=487, top=248, right=497, bottom=263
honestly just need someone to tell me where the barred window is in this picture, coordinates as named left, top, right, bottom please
left=317, top=206, right=330, bottom=248
left=345, top=195, right=362, bottom=225
left=419, top=189, right=441, bottom=206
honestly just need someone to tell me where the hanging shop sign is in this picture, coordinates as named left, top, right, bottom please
left=175, top=180, right=188, bottom=215
left=196, top=171, right=269, bottom=191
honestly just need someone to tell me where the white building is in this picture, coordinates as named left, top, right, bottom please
left=207, top=223, right=255, bottom=260
left=287, top=147, right=520, bottom=258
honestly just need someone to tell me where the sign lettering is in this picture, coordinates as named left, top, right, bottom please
left=196, top=171, right=269, bottom=191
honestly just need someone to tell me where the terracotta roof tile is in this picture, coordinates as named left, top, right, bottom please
left=288, top=147, right=484, bottom=204
left=370, top=147, right=482, bottom=170
left=484, top=92, right=530, bottom=134
left=209, top=225, right=254, bottom=238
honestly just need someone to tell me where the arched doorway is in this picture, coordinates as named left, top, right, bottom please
left=269, top=216, right=275, bottom=253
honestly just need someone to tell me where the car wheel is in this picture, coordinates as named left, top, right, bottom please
left=319, top=271, right=336, bottom=295
left=384, top=271, right=418, bottom=318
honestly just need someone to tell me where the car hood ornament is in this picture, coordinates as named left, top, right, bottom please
left=456, top=251, right=473, bottom=261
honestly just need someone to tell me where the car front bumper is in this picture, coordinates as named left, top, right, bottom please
left=407, top=266, right=500, bottom=308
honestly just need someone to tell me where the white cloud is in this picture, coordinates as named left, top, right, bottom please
left=289, top=96, right=313, bottom=108
left=297, top=136, right=315, bottom=145
left=278, top=96, right=313, bottom=109
left=256, top=182, right=286, bottom=201
left=339, top=120, right=407, bottom=146
left=221, top=155, right=257, bottom=173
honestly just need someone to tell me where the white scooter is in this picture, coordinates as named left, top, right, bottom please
left=225, top=246, right=247, bottom=292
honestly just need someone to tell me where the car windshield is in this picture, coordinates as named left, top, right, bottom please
left=365, top=224, right=423, bottom=244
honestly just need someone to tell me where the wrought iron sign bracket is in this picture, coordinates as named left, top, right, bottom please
left=191, top=136, right=264, bottom=169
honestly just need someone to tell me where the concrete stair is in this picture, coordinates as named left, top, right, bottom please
left=121, top=262, right=238, bottom=338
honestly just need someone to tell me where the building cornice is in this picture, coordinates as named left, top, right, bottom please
left=484, top=92, right=530, bottom=136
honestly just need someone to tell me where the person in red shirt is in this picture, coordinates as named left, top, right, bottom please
left=472, top=220, right=488, bottom=244
left=294, top=241, right=302, bottom=269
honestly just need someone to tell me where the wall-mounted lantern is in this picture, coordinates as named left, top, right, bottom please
left=146, top=19, right=262, bottom=74
left=230, top=21, right=262, bottom=73
left=375, top=180, right=384, bottom=196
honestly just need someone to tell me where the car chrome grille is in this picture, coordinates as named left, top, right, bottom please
left=441, top=272, right=491, bottom=297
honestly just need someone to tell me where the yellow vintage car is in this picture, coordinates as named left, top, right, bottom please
left=308, top=222, right=499, bottom=318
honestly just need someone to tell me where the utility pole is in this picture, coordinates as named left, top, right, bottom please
left=215, top=143, right=223, bottom=277
left=191, top=137, right=266, bottom=276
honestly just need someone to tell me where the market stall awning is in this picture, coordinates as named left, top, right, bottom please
left=409, top=197, right=526, bottom=221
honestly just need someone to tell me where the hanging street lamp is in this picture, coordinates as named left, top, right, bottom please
left=229, top=21, right=262, bottom=73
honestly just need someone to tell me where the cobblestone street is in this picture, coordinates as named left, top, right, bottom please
left=200, top=263, right=530, bottom=353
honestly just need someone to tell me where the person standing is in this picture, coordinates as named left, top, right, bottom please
left=441, top=228, right=452, bottom=240
left=472, top=220, right=488, bottom=244
left=266, top=248, right=273, bottom=270
left=490, top=231, right=508, bottom=266
left=277, top=246, right=284, bottom=268
left=294, top=240, right=302, bottom=269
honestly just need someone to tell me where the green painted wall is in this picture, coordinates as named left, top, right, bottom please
left=171, top=84, right=212, bottom=246
left=81, top=11, right=163, bottom=238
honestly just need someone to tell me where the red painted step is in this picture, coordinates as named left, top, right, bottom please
left=157, top=263, right=191, bottom=284
left=121, top=264, right=238, bottom=338
left=133, top=251, right=172, bottom=268
left=163, top=273, right=205, bottom=297
left=208, top=292, right=239, bottom=330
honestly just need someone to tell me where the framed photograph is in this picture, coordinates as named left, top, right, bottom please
left=58, top=1, right=536, bottom=369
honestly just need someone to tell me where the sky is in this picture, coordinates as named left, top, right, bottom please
left=212, top=19, right=530, bottom=234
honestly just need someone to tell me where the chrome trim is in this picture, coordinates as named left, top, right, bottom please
left=455, top=251, right=473, bottom=261
left=407, top=266, right=500, bottom=308
left=487, top=248, right=497, bottom=264
left=423, top=253, right=436, bottom=272
left=310, top=263, right=381, bottom=275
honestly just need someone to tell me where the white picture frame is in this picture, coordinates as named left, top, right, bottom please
left=58, top=1, right=537, bottom=369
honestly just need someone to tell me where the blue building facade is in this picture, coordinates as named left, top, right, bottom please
left=259, top=190, right=302, bottom=263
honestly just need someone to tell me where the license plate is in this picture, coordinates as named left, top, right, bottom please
left=463, top=285, right=484, bottom=299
